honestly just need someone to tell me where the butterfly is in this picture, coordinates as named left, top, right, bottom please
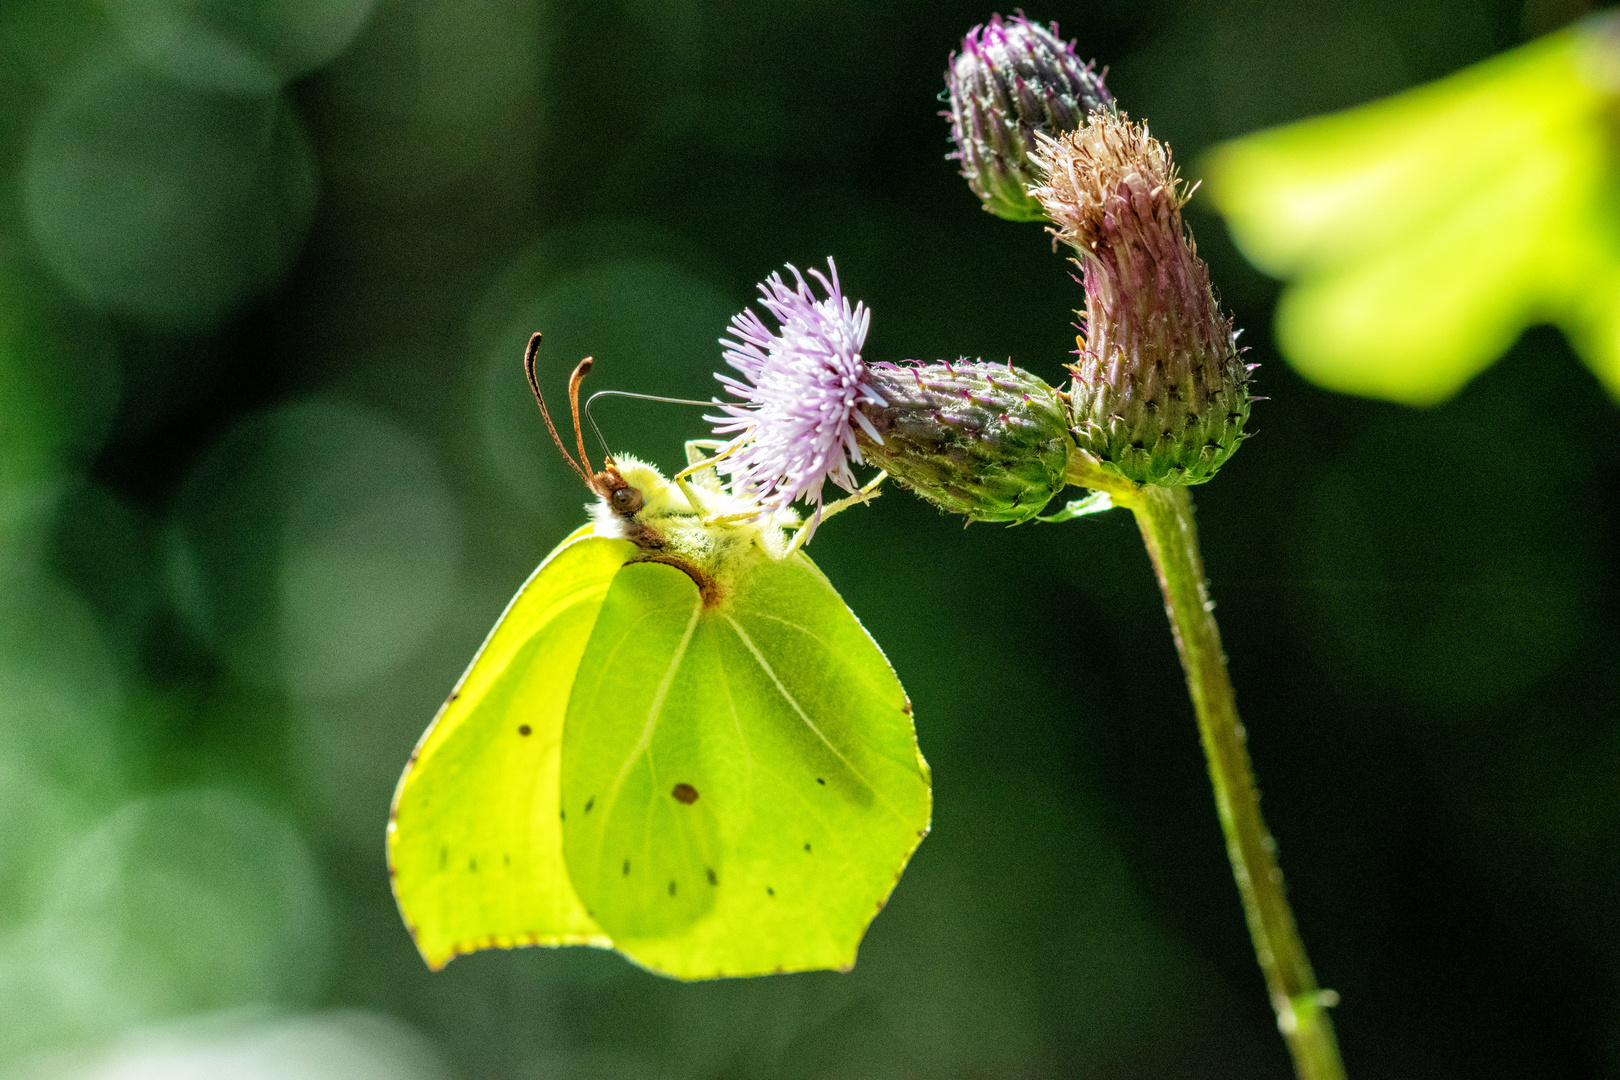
left=387, top=335, right=931, bottom=979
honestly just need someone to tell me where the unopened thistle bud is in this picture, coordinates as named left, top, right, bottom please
left=853, top=361, right=1072, bottom=524
left=1033, top=112, right=1250, bottom=486
left=946, top=13, right=1113, bottom=222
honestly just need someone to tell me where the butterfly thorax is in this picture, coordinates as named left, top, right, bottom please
left=587, top=455, right=793, bottom=610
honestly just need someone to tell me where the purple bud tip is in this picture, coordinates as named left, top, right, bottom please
left=945, top=12, right=1113, bottom=222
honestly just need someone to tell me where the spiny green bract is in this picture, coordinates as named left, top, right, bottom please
left=1069, top=361, right=1250, bottom=487
left=854, top=360, right=1073, bottom=523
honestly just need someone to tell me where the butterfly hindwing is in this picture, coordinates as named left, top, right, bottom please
left=562, top=551, right=931, bottom=979
left=558, top=560, right=727, bottom=939
left=388, top=529, right=634, bottom=969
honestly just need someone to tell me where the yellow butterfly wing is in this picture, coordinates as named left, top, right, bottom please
left=388, top=526, right=633, bottom=969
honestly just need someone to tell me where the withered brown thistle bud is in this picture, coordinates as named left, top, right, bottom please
left=1032, top=112, right=1250, bottom=486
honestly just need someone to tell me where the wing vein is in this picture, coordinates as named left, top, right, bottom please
left=718, top=643, right=756, bottom=823
left=598, top=602, right=702, bottom=832
left=724, top=616, right=908, bottom=821
left=735, top=610, right=821, bottom=642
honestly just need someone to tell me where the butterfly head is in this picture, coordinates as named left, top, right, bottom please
left=587, top=455, right=678, bottom=524
left=583, top=456, right=672, bottom=551
left=587, top=463, right=644, bottom=516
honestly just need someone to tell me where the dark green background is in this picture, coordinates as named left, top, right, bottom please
left=1, top=0, right=1615, bottom=1076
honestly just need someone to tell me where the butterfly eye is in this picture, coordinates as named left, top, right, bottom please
left=610, top=486, right=643, bottom=514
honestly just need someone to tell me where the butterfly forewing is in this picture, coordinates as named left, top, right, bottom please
left=388, top=531, right=634, bottom=968
left=562, top=551, right=931, bottom=979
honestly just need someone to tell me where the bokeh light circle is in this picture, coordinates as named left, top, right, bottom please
left=24, top=59, right=318, bottom=330
left=56, top=1011, right=450, bottom=1080
left=0, top=574, right=124, bottom=793
left=312, top=0, right=543, bottom=198
left=102, top=0, right=381, bottom=94
left=168, top=398, right=462, bottom=698
left=35, top=789, right=330, bottom=1024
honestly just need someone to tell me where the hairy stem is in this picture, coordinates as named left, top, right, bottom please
left=1117, top=480, right=1346, bottom=1080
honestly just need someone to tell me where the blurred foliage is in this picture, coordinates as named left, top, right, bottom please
left=0, top=0, right=1617, bottom=1078
left=1204, top=16, right=1620, bottom=404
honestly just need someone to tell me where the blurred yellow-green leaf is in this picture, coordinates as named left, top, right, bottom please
left=1203, top=16, right=1620, bottom=405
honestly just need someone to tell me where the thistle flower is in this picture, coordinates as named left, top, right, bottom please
left=1033, top=111, right=1250, bottom=485
left=709, top=260, right=886, bottom=529
left=946, top=13, right=1113, bottom=222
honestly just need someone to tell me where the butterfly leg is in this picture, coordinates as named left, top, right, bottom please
left=683, top=439, right=730, bottom=467
left=782, top=473, right=887, bottom=556
left=672, top=436, right=746, bottom=520
left=678, top=439, right=733, bottom=504
left=819, top=471, right=887, bottom=522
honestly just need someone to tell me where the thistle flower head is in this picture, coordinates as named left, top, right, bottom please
left=1032, top=111, right=1250, bottom=485
left=709, top=259, right=886, bottom=530
left=947, top=13, right=1112, bottom=222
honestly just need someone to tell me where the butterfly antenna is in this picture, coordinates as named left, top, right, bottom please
left=566, top=358, right=597, bottom=472
left=524, top=333, right=591, bottom=485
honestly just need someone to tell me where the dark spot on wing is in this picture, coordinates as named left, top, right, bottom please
left=584, top=797, right=595, bottom=813
left=559, top=808, right=566, bottom=821
left=448, top=690, right=460, bottom=703
left=902, top=700, right=912, bottom=716
left=669, top=880, right=677, bottom=896
left=766, top=886, right=775, bottom=897
left=518, top=724, right=531, bottom=736
left=816, top=777, right=826, bottom=786
left=803, top=842, right=811, bottom=853
left=623, top=860, right=630, bottom=876
left=468, top=857, right=477, bottom=872
left=439, top=846, right=448, bottom=870
left=503, top=854, right=510, bottom=867
left=706, top=867, right=717, bottom=886
left=672, top=783, right=698, bottom=804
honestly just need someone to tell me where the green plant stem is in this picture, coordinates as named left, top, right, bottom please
left=1072, top=456, right=1346, bottom=1079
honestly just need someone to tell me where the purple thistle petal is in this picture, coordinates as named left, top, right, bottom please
left=707, top=258, right=883, bottom=533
